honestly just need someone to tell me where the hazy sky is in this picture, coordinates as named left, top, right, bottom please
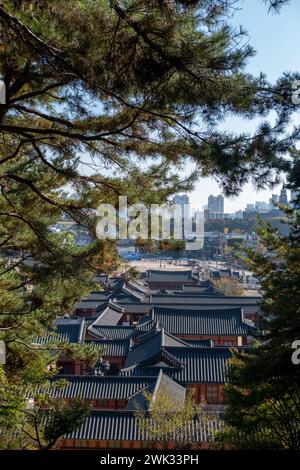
left=189, top=0, right=300, bottom=213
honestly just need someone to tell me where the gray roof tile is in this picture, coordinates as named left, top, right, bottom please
left=87, top=326, right=136, bottom=340
left=121, top=347, right=233, bottom=384
left=85, top=339, right=130, bottom=357
left=34, top=319, right=84, bottom=344
left=47, top=375, right=157, bottom=400
left=126, top=370, right=186, bottom=411
left=64, top=410, right=221, bottom=442
left=145, top=306, right=257, bottom=336
left=124, top=327, right=189, bottom=369
left=88, top=301, right=124, bottom=328
left=145, top=269, right=200, bottom=282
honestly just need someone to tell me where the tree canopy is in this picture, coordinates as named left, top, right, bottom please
left=218, top=175, right=300, bottom=449
left=0, top=0, right=298, bottom=448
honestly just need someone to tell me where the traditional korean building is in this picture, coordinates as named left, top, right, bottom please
left=72, top=275, right=260, bottom=324
left=138, top=306, right=256, bottom=345
left=34, top=318, right=86, bottom=375
left=33, top=271, right=262, bottom=449
left=148, top=294, right=260, bottom=323
left=120, top=326, right=233, bottom=405
left=143, top=269, right=201, bottom=289
left=57, top=370, right=219, bottom=450
left=44, top=375, right=158, bottom=409
left=210, top=269, right=240, bottom=280
left=42, top=370, right=185, bottom=412
left=34, top=318, right=86, bottom=345
left=58, top=410, right=221, bottom=449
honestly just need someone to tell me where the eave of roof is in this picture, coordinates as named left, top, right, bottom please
left=46, top=375, right=158, bottom=400
left=147, top=306, right=257, bottom=336
left=120, top=347, right=233, bottom=384
left=34, top=318, right=85, bottom=345
left=63, top=410, right=222, bottom=442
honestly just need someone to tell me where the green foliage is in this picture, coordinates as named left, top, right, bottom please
left=0, top=0, right=298, bottom=199
left=136, top=387, right=209, bottom=450
left=23, top=396, right=90, bottom=450
left=0, top=370, right=90, bottom=449
left=0, top=0, right=297, bottom=449
left=0, top=367, right=25, bottom=429
left=217, top=191, right=300, bottom=449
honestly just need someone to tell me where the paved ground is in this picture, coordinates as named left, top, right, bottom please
left=126, top=259, right=192, bottom=273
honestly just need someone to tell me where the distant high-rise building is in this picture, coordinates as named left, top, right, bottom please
left=269, top=194, right=279, bottom=210
left=207, top=195, right=224, bottom=214
left=171, top=194, right=190, bottom=239
left=279, top=185, right=288, bottom=205
left=172, top=194, right=189, bottom=206
left=172, top=194, right=190, bottom=218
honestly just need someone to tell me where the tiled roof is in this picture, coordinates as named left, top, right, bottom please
left=89, top=301, right=124, bottom=328
left=84, top=339, right=130, bottom=357
left=154, top=286, right=225, bottom=296
left=135, top=320, right=158, bottom=342
left=87, top=325, right=136, bottom=340
left=155, top=371, right=186, bottom=408
left=34, top=318, right=84, bottom=344
left=145, top=306, right=257, bottom=336
left=124, top=327, right=189, bottom=369
left=134, top=319, right=156, bottom=332
left=95, top=275, right=121, bottom=290
left=126, top=370, right=186, bottom=411
left=135, top=325, right=190, bottom=347
left=145, top=269, right=199, bottom=282
left=121, top=347, right=233, bottom=384
left=47, top=375, right=157, bottom=400
left=113, top=294, right=146, bottom=304
left=74, top=300, right=107, bottom=310
left=125, top=385, right=154, bottom=412
left=188, top=286, right=225, bottom=296
left=127, top=279, right=150, bottom=295
left=167, top=347, right=231, bottom=383
left=74, top=296, right=260, bottom=319
left=140, top=347, right=185, bottom=369
left=121, top=285, right=145, bottom=302
left=64, top=410, right=221, bottom=442
left=111, top=295, right=260, bottom=317
left=110, top=280, right=149, bottom=302
left=210, top=269, right=239, bottom=279
left=150, top=295, right=260, bottom=305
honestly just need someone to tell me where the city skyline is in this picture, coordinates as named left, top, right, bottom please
left=189, top=0, right=300, bottom=212
left=177, top=184, right=293, bottom=216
